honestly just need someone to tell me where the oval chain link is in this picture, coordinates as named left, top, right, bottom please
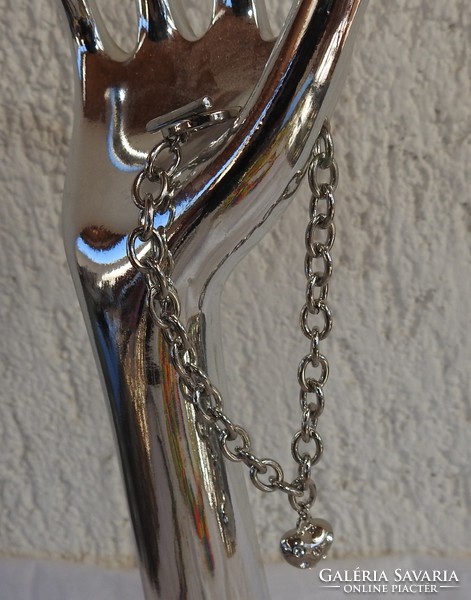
left=127, top=122, right=338, bottom=517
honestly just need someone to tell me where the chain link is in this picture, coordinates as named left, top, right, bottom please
left=127, top=121, right=338, bottom=521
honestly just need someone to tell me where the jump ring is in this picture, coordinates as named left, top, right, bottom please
left=299, top=379, right=325, bottom=409
left=309, top=191, right=335, bottom=225
left=132, top=171, right=148, bottom=209
left=250, top=459, right=284, bottom=493
left=220, top=425, right=251, bottom=462
left=237, top=449, right=267, bottom=473
left=306, top=276, right=329, bottom=309
left=305, top=219, right=336, bottom=257
left=146, top=141, right=181, bottom=179
left=292, top=430, right=323, bottom=466
left=297, top=353, right=329, bottom=391
left=300, top=302, right=332, bottom=341
left=308, top=157, right=338, bottom=197
left=304, top=250, right=333, bottom=287
left=289, top=478, right=317, bottom=513
left=139, top=194, right=156, bottom=242
left=127, top=228, right=160, bottom=274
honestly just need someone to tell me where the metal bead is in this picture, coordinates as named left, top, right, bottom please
left=280, top=517, right=333, bottom=569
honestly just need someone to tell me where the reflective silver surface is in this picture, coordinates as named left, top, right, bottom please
left=57, top=1, right=367, bottom=598
left=280, top=517, right=334, bottom=569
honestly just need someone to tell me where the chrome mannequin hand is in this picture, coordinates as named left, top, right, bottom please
left=57, top=1, right=366, bottom=599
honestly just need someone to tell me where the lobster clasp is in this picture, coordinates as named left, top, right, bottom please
left=146, top=96, right=241, bottom=140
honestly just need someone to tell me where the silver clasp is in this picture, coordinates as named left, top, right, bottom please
left=146, top=96, right=240, bottom=140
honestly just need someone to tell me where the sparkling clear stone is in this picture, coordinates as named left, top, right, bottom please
left=280, top=517, right=334, bottom=569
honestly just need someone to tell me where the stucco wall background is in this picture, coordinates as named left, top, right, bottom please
left=0, top=0, right=469, bottom=570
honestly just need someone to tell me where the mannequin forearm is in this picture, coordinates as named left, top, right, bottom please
left=65, top=253, right=268, bottom=599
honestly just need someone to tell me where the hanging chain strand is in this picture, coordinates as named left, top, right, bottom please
left=292, top=121, right=338, bottom=515
left=127, top=120, right=338, bottom=568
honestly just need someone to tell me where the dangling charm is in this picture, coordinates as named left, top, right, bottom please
left=280, top=516, right=334, bottom=569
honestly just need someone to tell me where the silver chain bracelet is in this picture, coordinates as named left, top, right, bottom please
left=127, top=99, right=338, bottom=569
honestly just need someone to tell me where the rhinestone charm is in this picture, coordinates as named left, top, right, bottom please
left=280, top=517, right=333, bottom=569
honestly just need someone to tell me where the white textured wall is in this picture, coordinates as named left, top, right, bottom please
left=0, top=0, right=469, bottom=568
